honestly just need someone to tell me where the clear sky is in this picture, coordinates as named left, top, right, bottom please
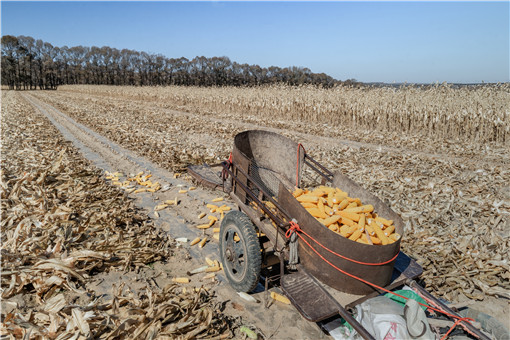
left=1, top=1, right=508, bottom=83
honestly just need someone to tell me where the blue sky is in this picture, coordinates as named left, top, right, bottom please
left=1, top=1, right=508, bottom=83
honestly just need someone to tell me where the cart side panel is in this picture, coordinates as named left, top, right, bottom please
left=233, top=130, right=304, bottom=190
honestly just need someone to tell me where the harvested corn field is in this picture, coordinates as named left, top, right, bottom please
left=59, top=83, right=510, bottom=145
left=25, top=85, right=509, bottom=306
left=0, top=91, right=238, bottom=339
left=2, top=84, right=509, bottom=336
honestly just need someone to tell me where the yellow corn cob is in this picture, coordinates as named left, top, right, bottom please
left=208, top=215, right=218, bottom=221
left=301, top=202, right=317, bottom=209
left=337, top=211, right=360, bottom=222
left=173, top=173, right=180, bottom=178
left=328, top=224, right=339, bottom=232
left=205, top=266, right=221, bottom=272
left=341, top=217, right=356, bottom=227
left=306, top=207, right=327, bottom=219
left=389, top=233, right=401, bottom=242
left=349, top=229, right=363, bottom=241
left=317, top=199, right=325, bottom=214
left=338, top=199, right=349, bottom=210
left=178, top=189, right=187, bottom=194
left=198, top=237, right=208, bottom=248
left=189, top=187, right=196, bottom=190
left=371, top=221, right=390, bottom=245
left=154, top=204, right=168, bottom=211
left=134, top=188, right=147, bottom=194
left=172, top=277, right=190, bottom=283
left=203, top=273, right=216, bottom=280
left=190, top=237, right=201, bottom=246
left=296, top=195, right=319, bottom=203
left=206, top=204, right=218, bottom=210
left=213, top=233, right=220, bottom=240
left=270, top=291, right=291, bottom=305
left=375, top=216, right=394, bottom=227
left=213, top=227, right=220, bottom=233
left=212, top=197, right=223, bottom=202
left=346, top=202, right=357, bottom=209
left=197, top=224, right=211, bottom=229
left=198, top=212, right=206, bottom=219
left=343, top=205, right=374, bottom=214
left=293, top=188, right=304, bottom=197
left=384, top=225, right=395, bottom=236
left=358, top=214, right=366, bottom=229
left=218, top=205, right=231, bottom=212
left=205, top=257, right=215, bottom=266
left=370, top=236, right=382, bottom=245
left=323, top=215, right=341, bottom=227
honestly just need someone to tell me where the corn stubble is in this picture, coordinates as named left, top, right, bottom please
left=27, top=86, right=510, bottom=303
left=60, top=83, right=509, bottom=144
left=0, top=92, right=236, bottom=339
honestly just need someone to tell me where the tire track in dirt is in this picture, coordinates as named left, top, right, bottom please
left=21, top=92, right=327, bottom=340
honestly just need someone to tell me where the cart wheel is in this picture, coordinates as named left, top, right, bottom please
left=219, top=211, right=262, bottom=293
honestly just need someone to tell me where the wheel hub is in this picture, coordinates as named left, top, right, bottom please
left=225, top=247, right=234, bottom=262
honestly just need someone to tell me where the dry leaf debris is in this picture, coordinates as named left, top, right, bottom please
left=1, top=91, right=237, bottom=339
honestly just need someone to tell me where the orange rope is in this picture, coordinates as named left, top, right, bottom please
left=285, top=222, right=398, bottom=266
left=285, top=222, right=476, bottom=338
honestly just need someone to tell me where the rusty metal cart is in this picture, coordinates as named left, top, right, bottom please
left=188, top=130, right=490, bottom=340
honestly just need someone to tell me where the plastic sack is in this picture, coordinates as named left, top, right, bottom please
left=347, top=296, right=436, bottom=340
left=350, top=296, right=410, bottom=339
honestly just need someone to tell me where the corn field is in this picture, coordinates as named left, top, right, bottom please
left=60, top=83, right=510, bottom=144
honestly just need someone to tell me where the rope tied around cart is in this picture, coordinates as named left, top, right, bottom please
left=285, top=221, right=476, bottom=340
left=285, top=221, right=399, bottom=266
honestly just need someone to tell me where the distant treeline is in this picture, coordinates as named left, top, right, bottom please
left=1, top=35, right=349, bottom=90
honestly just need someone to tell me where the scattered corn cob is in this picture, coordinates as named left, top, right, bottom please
left=198, top=237, right=208, bottom=248
left=270, top=291, right=291, bottom=305
left=203, top=273, right=216, bottom=280
left=198, top=212, right=206, bottom=219
left=190, top=237, right=201, bottom=246
left=172, top=277, right=190, bottom=283
left=212, top=197, right=223, bottom=202
left=205, top=266, right=221, bottom=272
left=178, top=189, right=187, bottom=194
left=154, top=203, right=168, bottom=211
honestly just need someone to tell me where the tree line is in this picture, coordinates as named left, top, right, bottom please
left=1, top=35, right=347, bottom=90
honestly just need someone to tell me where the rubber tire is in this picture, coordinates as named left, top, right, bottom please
left=219, top=211, right=262, bottom=293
